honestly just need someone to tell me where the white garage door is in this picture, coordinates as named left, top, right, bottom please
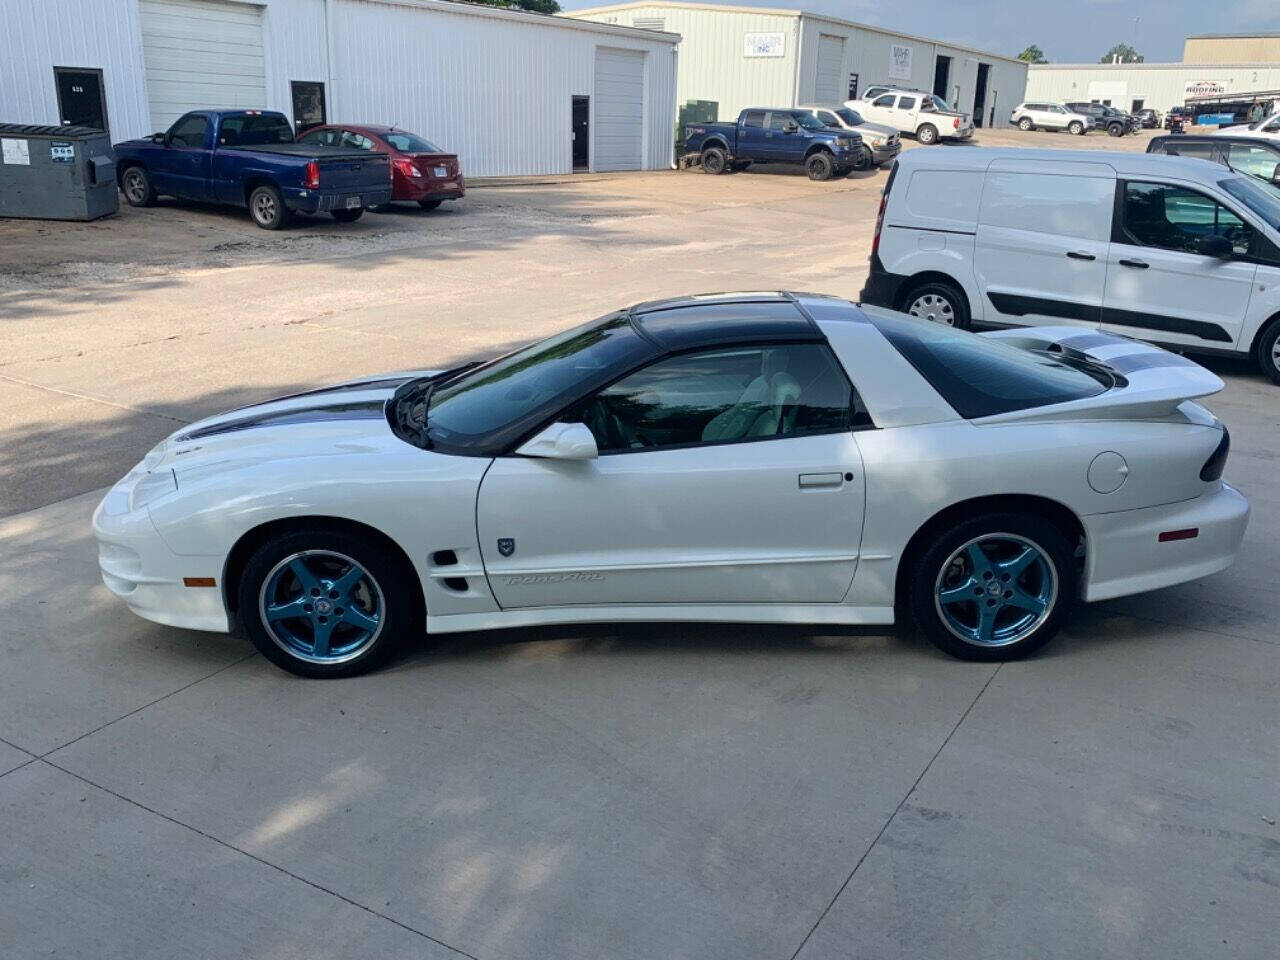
left=140, top=0, right=266, bottom=133
left=815, top=34, right=846, bottom=104
left=594, top=47, right=646, bottom=172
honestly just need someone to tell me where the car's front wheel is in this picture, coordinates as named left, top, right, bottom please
left=121, top=166, right=155, bottom=207
left=909, top=513, right=1077, bottom=661
left=239, top=527, right=418, bottom=677
left=806, top=151, right=834, bottom=181
left=1018, top=117, right=1033, bottom=131
left=1255, top=317, right=1280, bottom=385
left=1108, top=122, right=1123, bottom=137
left=1069, top=120, right=1084, bottom=135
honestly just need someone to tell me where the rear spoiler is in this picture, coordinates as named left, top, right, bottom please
left=977, top=327, right=1225, bottom=422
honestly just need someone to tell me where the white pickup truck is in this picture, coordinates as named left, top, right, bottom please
left=850, top=90, right=974, bottom=145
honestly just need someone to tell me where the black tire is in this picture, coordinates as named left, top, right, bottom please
left=908, top=512, right=1077, bottom=662
left=1068, top=120, right=1084, bottom=135
left=418, top=199, right=443, bottom=210
left=805, top=151, right=834, bottom=181
left=1018, top=117, right=1033, bottom=131
left=1108, top=122, right=1123, bottom=137
left=1254, top=317, right=1280, bottom=385
left=901, top=279, right=970, bottom=329
left=248, top=184, right=290, bottom=230
left=120, top=166, right=155, bottom=207
left=701, top=146, right=728, bottom=174
left=331, top=208, right=363, bottom=222
left=238, top=526, right=419, bottom=678
left=917, top=123, right=939, bottom=145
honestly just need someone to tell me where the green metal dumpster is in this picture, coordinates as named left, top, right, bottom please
left=0, top=123, right=117, bottom=221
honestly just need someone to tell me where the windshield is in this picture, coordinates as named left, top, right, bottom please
left=418, top=313, right=656, bottom=453
left=384, top=131, right=443, bottom=153
left=1220, top=176, right=1280, bottom=229
left=923, top=95, right=951, bottom=113
left=868, top=314, right=1110, bottom=418
left=836, top=107, right=864, bottom=126
left=790, top=111, right=826, bottom=129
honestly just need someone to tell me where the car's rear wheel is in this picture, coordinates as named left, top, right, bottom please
left=239, top=527, right=417, bottom=678
left=917, top=123, right=939, bottom=144
left=701, top=146, right=728, bottom=174
left=248, top=185, right=290, bottom=230
left=806, top=151, right=834, bottom=181
left=1018, top=117, right=1033, bottom=131
left=1068, top=120, right=1084, bottom=135
left=903, top=280, right=969, bottom=329
left=418, top=199, right=443, bottom=210
left=909, top=513, right=1077, bottom=661
left=1254, top=317, right=1280, bottom=385
left=121, top=166, right=155, bottom=207
left=331, top=208, right=363, bottom=222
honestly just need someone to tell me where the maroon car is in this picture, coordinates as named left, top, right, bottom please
left=296, top=124, right=464, bottom=209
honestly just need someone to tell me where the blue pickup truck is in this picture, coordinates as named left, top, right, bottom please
left=113, top=110, right=392, bottom=229
left=685, top=108, right=867, bottom=181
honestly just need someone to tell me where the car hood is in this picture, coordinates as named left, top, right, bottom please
left=851, top=121, right=899, bottom=139
left=145, top=370, right=441, bottom=475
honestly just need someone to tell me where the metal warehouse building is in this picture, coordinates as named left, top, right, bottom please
left=0, top=0, right=678, bottom=176
left=1025, top=62, right=1280, bottom=117
left=567, top=1, right=1028, bottom=130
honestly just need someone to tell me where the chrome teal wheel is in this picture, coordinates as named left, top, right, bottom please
left=258, top=550, right=384, bottom=665
left=934, top=533, right=1057, bottom=648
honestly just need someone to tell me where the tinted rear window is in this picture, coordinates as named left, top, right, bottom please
left=869, top=314, right=1109, bottom=418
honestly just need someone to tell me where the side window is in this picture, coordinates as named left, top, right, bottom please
left=564, top=344, right=859, bottom=454
left=1121, top=181, right=1254, bottom=255
left=872, top=94, right=896, bottom=108
left=897, top=96, right=916, bottom=110
left=1160, top=140, right=1215, bottom=160
left=340, top=130, right=376, bottom=150
left=741, top=111, right=765, bottom=128
left=296, top=128, right=329, bottom=146
left=767, top=112, right=795, bottom=131
left=168, top=114, right=209, bottom=148
left=1227, top=143, right=1280, bottom=182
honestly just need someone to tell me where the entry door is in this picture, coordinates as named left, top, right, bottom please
left=973, top=63, right=990, bottom=128
left=291, top=81, right=326, bottom=134
left=975, top=164, right=1114, bottom=328
left=476, top=344, right=866, bottom=610
left=572, top=96, right=590, bottom=170
left=54, top=68, right=108, bottom=131
left=933, top=56, right=951, bottom=99
left=1102, top=180, right=1258, bottom=348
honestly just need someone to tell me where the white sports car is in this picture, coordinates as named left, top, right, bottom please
left=94, top=293, right=1249, bottom=677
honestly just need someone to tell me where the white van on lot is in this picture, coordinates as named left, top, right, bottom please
left=860, top=148, right=1280, bottom=382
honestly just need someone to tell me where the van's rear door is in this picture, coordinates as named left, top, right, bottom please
left=974, top=158, right=1115, bottom=329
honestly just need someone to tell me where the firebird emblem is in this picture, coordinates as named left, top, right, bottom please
left=497, top=538, right=515, bottom=557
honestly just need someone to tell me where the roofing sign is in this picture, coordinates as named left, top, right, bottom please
left=1185, top=80, right=1228, bottom=98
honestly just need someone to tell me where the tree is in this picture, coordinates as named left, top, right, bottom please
left=1017, top=45, right=1047, bottom=64
left=1099, top=43, right=1143, bottom=64
left=461, top=0, right=561, bottom=12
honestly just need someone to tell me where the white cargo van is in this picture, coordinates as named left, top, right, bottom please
left=861, top=148, right=1280, bottom=382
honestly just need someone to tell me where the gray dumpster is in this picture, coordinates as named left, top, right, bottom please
left=0, top=123, right=117, bottom=221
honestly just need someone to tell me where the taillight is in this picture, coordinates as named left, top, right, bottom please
left=1200, top=426, right=1230, bottom=481
left=393, top=157, right=422, bottom=178
left=953, top=116, right=960, bottom=129
left=303, top=160, right=319, bottom=189
left=870, top=191, right=887, bottom=258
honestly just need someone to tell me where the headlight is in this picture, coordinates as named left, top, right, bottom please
left=871, top=138, right=885, bottom=147
left=142, top=441, right=168, bottom=469
left=129, top=469, right=177, bottom=511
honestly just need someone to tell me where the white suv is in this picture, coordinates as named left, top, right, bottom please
left=1011, top=102, right=1093, bottom=135
left=852, top=90, right=974, bottom=145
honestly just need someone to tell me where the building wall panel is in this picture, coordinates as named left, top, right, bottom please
left=1027, top=63, right=1280, bottom=115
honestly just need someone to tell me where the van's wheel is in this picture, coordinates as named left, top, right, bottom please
left=1018, top=117, right=1033, bottom=131
left=248, top=185, right=291, bottom=230
left=908, top=512, right=1076, bottom=662
left=1254, top=317, right=1280, bottom=385
left=121, top=166, right=155, bottom=207
left=917, top=124, right=939, bottom=144
left=701, top=146, right=728, bottom=174
left=331, top=208, right=363, bottom=222
left=903, top=280, right=969, bottom=329
left=806, top=151, right=834, bottom=181
left=238, top=526, right=419, bottom=678
left=1068, top=121, right=1084, bottom=135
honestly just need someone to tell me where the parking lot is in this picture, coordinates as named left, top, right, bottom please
left=3, top=126, right=1278, bottom=959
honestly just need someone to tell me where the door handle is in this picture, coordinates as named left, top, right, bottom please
left=1119, top=258, right=1149, bottom=269
left=1066, top=250, right=1096, bottom=261
left=798, top=472, right=845, bottom=489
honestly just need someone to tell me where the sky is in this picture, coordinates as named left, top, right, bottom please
left=558, top=0, right=1280, bottom=63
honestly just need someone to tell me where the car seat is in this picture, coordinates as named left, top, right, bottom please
left=702, top=350, right=802, bottom=441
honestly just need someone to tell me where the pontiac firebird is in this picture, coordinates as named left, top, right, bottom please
left=93, top=293, right=1249, bottom=677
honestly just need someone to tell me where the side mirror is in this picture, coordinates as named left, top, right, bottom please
left=1197, top=235, right=1234, bottom=259
left=515, top=422, right=598, bottom=461
left=150, top=133, right=165, bottom=144
left=782, top=121, right=798, bottom=134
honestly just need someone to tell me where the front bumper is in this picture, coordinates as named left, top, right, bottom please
left=870, top=141, right=901, bottom=165
left=93, top=475, right=232, bottom=633
left=1082, top=482, right=1250, bottom=602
